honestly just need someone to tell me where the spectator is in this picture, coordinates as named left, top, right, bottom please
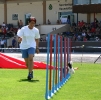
left=0, top=38, right=5, bottom=52
left=95, top=27, right=100, bottom=34
left=2, top=22, right=6, bottom=27
left=81, top=30, right=86, bottom=40
left=59, top=20, right=62, bottom=24
left=0, top=26, right=3, bottom=35
left=47, top=19, right=51, bottom=24
left=7, top=27, right=15, bottom=37
left=46, top=35, right=48, bottom=41
left=95, top=37, right=100, bottom=41
left=2, top=26, right=7, bottom=38
left=19, top=20, right=23, bottom=28
left=77, top=35, right=81, bottom=41
left=91, top=26, right=96, bottom=33
left=12, top=37, right=17, bottom=48
left=70, top=19, right=101, bottom=41
left=94, top=18, right=98, bottom=23
left=72, top=21, right=76, bottom=27
left=83, top=36, right=87, bottom=41
left=56, top=20, right=60, bottom=24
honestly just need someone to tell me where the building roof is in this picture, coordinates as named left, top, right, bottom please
left=0, top=0, right=59, bottom=3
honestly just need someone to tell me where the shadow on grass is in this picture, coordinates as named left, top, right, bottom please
left=19, top=79, right=39, bottom=82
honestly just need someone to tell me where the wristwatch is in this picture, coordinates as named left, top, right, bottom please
left=36, top=47, right=39, bottom=49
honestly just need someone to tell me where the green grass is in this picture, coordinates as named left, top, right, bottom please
left=0, top=63, right=101, bottom=100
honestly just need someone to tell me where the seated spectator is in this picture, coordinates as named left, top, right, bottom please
left=40, top=38, right=43, bottom=41
left=2, top=22, right=6, bottom=27
left=2, top=26, right=7, bottom=38
left=95, top=37, right=100, bottom=41
left=90, top=26, right=96, bottom=33
left=7, top=23, right=13, bottom=30
left=7, top=27, right=15, bottom=37
left=78, top=26, right=82, bottom=32
left=78, top=21, right=81, bottom=27
left=82, top=32, right=86, bottom=37
left=83, top=36, right=87, bottom=41
left=74, top=32, right=78, bottom=40
left=81, top=20, right=84, bottom=27
left=77, top=35, right=81, bottom=41
left=46, top=35, right=48, bottom=41
left=66, top=31, right=70, bottom=36
left=47, top=19, right=51, bottom=24
left=0, top=26, right=3, bottom=35
left=72, top=21, right=76, bottom=27
left=56, top=20, right=60, bottom=24
left=86, top=32, right=91, bottom=41
left=94, top=18, right=98, bottom=24
left=70, top=26, right=74, bottom=33
left=72, top=35, right=76, bottom=41
left=95, top=27, right=100, bottom=34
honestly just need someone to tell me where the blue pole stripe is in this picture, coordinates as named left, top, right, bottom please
left=45, top=34, right=50, bottom=99
left=52, top=34, right=56, bottom=93
left=58, top=36, right=60, bottom=89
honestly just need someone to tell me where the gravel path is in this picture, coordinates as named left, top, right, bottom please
left=3, top=53, right=101, bottom=64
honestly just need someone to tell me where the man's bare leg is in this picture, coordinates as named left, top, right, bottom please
left=27, top=54, right=34, bottom=80
left=24, top=58, right=28, bottom=68
left=28, top=54, right=33, bottom=73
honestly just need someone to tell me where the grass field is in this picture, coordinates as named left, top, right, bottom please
left=0, top=63, right=101, bottom=100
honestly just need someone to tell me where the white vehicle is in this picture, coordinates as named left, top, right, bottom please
left=60, top=15, right=67, bottom=23
left=60, top=15, right=74, bottom=24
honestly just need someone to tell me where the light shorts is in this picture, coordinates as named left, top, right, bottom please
left=21, top=47, right=36, bottom=58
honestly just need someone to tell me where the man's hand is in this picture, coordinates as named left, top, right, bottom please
left=18, top=37, right=22, bottom=43
left=36, top=48, right=39, bottom=54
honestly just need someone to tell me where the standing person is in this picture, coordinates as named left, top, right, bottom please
left=12, top=37, right=17, bottom=48
left=17, top=17, right=40, bottom=80
left=11, top=37, right=17, bottom=52
left=18, top=20, right=23, bottom=29
left=19, top=20, right=23, bottom=28
left=0, top=38, right=5, bottom=52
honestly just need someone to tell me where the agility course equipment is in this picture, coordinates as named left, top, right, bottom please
left=0, top=33, right=72, bottom=99
left=94, top=54, right=101, bottom=63
left=0, top=53, right=53, bottom=69
left=45, top=34, right=71, bottom=99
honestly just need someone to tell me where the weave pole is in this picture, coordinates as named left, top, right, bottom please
left=45, top=34, right=50, bottom=99
left=45, top=34, right=71, bottom=100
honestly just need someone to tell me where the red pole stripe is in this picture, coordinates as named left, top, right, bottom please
left=60, top=36, right=62, bottom=81
left=55, top=35, right=58, bottom=85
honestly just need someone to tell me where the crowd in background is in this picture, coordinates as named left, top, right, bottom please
left=0, top=18, right=101, bottom=51
left=43, top=18, right=101, bottom=42
left=70, top=18, right=101, bottom=41
left=0, top=20, right=22, bottom=51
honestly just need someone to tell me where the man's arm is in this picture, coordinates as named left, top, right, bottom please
left=35, top=39, right=39, bottom=49
left=35, top=29, right=40, bottom=51
left=17, top=28, right=23, bottom=43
